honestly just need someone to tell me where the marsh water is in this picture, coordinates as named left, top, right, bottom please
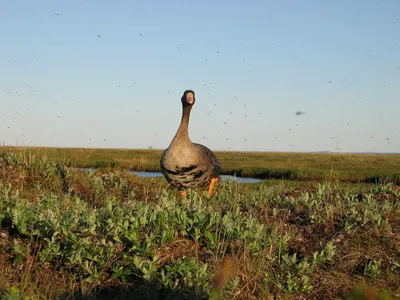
left=133, top=171, right=261, bottom=183
left=80, top=168, right=261, bottom=184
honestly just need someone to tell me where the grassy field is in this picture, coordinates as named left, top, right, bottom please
left=2, top=146, right=400, bottom=184
left=0, top=148, right=399, bottom=299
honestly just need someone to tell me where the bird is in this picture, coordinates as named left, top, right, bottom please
left=160, top=90, right=221, bottom=198
left=295, top=111, right=306, bottom=116
left=210, top=255, right=233, bottom=299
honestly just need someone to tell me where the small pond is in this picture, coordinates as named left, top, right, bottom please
left=80, top=168, right=261, bottom=184
left=133, top=171, right=261, bottom=184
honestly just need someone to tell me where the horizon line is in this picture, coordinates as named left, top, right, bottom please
left=2, top=145, right=399, bottom=155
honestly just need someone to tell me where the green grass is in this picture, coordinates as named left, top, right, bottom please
left=0, top=149, right=399, bottom=299
left=3, top=146, right=400, bottom=184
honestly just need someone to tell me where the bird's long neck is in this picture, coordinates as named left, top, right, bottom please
left=172, top=105, right=192, bottom=143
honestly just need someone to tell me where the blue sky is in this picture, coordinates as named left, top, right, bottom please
left=1, top=1, right=399, bottom=153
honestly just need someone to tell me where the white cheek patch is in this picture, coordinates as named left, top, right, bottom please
left=186, top=93, right=194, bottom=104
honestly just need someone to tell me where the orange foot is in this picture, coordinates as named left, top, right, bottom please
left=207, top=177, right=219, bottom=196
left=180, top=190, right=191, bottom=206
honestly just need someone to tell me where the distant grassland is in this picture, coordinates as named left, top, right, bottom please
left=3, top=146, right=400, bottom=184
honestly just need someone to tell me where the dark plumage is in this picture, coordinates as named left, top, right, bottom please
left=160, top=90, right=221, bottom=194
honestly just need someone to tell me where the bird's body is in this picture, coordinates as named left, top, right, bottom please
left=160, top=90, right=221, bottom=194
left=161, top=142, right=221, bottom=190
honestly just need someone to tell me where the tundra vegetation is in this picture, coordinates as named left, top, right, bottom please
left=0, top=147, right=399, bottom=299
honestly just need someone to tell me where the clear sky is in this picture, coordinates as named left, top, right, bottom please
left=1, top=1, right=399, bottom=153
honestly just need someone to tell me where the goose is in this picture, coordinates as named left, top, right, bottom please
left=160, top=90, right=221, bottom=197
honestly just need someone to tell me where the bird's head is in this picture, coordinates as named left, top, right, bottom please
left=181, top=90, right=195, bottom=107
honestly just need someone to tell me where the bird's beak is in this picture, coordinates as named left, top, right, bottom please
left=186, top=93, right=194, bottom=104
